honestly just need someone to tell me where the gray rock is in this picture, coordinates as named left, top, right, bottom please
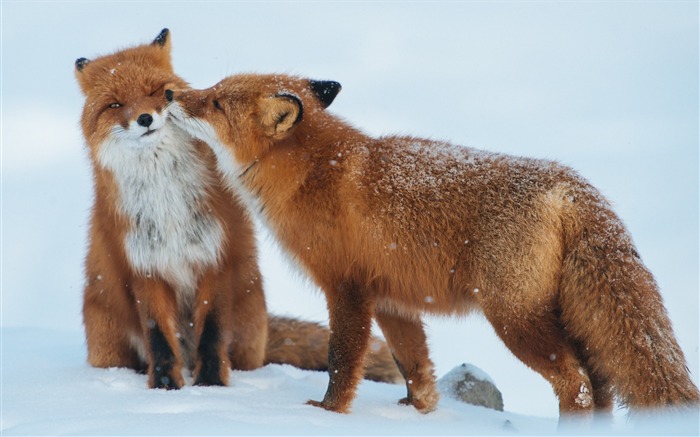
left=437, top=363, right=504, bottom=411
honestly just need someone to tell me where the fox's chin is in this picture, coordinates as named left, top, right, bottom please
left=133, top=127, right=167, bottom=146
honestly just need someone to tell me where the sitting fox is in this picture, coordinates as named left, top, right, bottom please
left=166, top=73, right=699, bottom=417
left=74, top=30, right=401, bottom=390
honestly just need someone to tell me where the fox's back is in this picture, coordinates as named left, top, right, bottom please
left=337, top=135, right=589, bottom=313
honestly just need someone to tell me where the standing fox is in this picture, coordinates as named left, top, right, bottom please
left=167, top=74, right=699, bottom=416
left=75, top=30, right=401, bottom=389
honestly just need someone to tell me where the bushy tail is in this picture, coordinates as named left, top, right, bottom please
left=265, top=315, right=404, bottom=384
left=559, top=187, right=699, bottom=410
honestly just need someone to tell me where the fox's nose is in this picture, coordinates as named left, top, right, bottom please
left=165, top=89, right=174, bottom=102
left=137, top=113, right=153, bottom=127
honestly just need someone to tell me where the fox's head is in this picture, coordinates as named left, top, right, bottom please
left=75, top=28, right=188, bottom=154
left=166, top=74, right=341, bottom=173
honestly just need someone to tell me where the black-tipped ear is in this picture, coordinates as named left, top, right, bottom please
left=75, top=57, right=90, bottom=71
left=152, top=28, right=170, bottom=46
left=309, top=80, right=341, bottom=108
left=276, top=93, right=304, bottom=126
left=260, top=93, right=304, bottom=139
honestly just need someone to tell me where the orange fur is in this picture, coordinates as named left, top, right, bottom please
left=76, top=30, right=400, bottom=389
left=265, top=316, right=402, bottom=384
left=168, top=73, right=699, bottom=416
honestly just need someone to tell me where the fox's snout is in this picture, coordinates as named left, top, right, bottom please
left=137, top=113, right=153, bottom=128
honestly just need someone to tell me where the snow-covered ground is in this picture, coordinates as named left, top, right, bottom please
left=3, top=328, right=698, bottom=436
left=2, top=1, right=698, bottom=435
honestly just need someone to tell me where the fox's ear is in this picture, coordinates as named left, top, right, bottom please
left=151, top=28, right=174, bottom=71
left=260, top=93, right=303, bottom=139
left=75, top=57, right=91, bottom=94
left=152, top=28, right=170, bottom=48
left=75, top=57, right=90, bottom=72
left=309, top=80, right=341, bottom=108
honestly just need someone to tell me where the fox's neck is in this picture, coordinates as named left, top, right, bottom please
left=94, top=128, right=224, bottom=291
left=236, top=114, right=365, bottom=229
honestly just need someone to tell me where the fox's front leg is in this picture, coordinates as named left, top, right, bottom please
left=192, top=272, right=232, bottom=386
left=133, top=277, right=184, bottom=390
left=307, top=280, right=374, bottom=413
left=375, top=309, right=439, bottom=413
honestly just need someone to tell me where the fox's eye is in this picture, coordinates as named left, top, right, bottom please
left=213, top=99, right=223, bottom=111
left=109, top=103, right=121, bottom=109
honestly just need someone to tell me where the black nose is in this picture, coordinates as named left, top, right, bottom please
left=165, top=89, right=174, bottom=102
left=137, top=113, right=153, bottom=127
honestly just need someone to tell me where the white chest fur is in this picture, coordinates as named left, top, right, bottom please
left=97, top=123, right=224, bottom=296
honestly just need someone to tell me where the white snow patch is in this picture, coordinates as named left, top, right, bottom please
left=6, top=330, right=694, bottom=435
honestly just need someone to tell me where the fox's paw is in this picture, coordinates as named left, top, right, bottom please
left=398, top=396, right=436, bottom=413
left=193, top=360, right=229, bottom=387
left=149, top=364, right=184, bottom=390
left=150, top=373, right=183, bottom=390
left=398, top=376, right=440, bottom=413
left=397, top=389, right=439, bottom=413
left=306, top=399, right=349, bottom=414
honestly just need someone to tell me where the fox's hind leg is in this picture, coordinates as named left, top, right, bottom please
left=83, top=255, right=144, bottom=371
left=83, top=283, right=144, bottom=371
left=576, top=345, right=614, bottom=415
left=482, top=304, right=596, bottom=417
left=375, top=309, right=439, bottom=413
